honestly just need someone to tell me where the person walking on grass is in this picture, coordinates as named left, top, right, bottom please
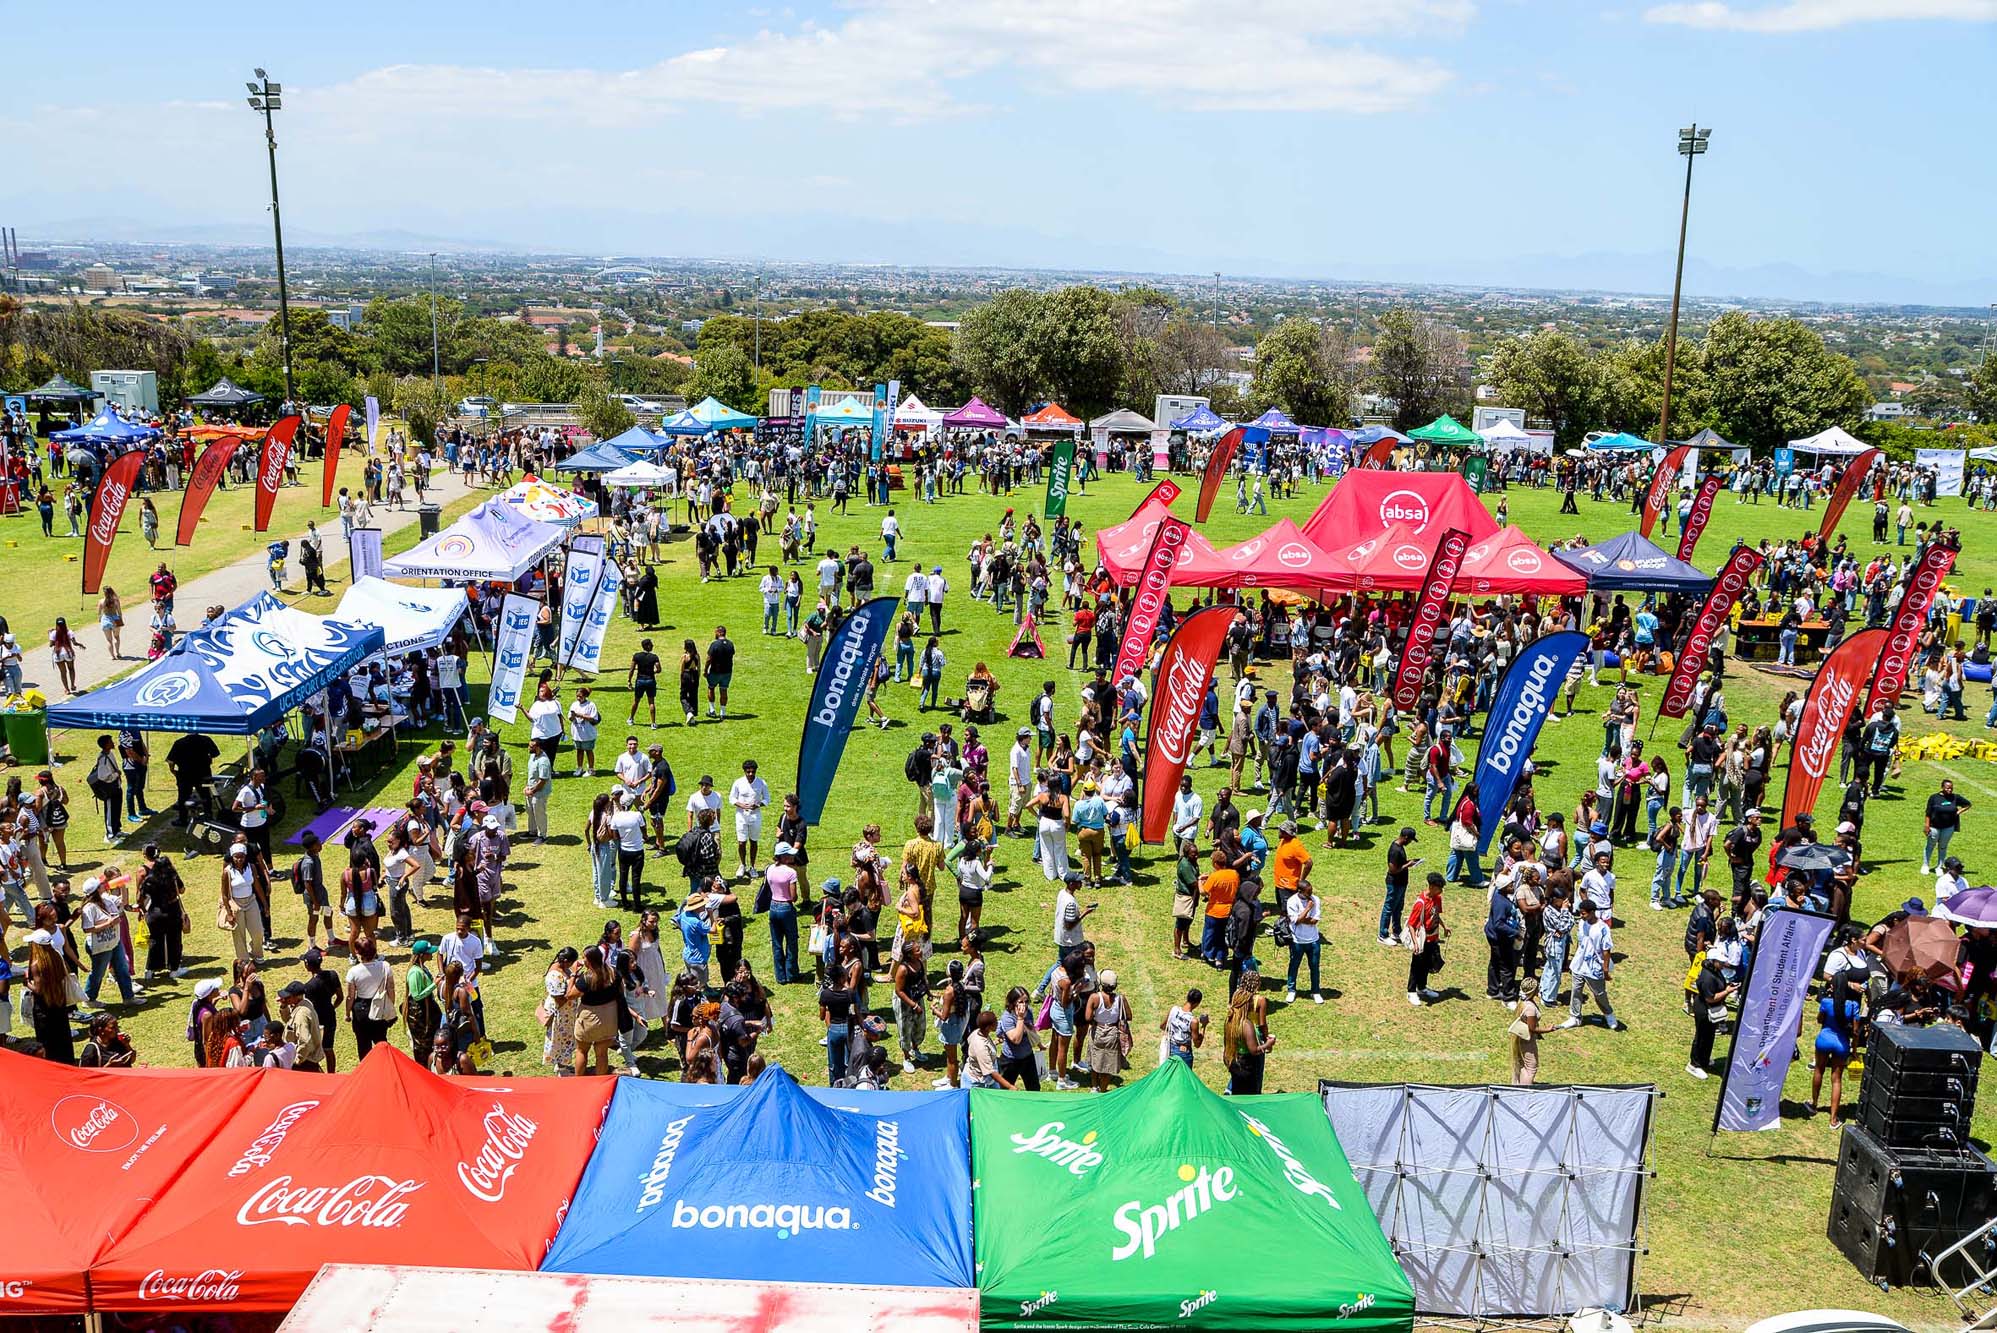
left=1558, top=899, right=1619, bottom=1030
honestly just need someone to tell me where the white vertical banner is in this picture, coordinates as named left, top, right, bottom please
left=487, top=593, right=539, bottom=723
left=364, top=395, right=381, bottom=449
left=348, top=526, right=384, bottom=581
left=558, top=534, right=606, bottom=664
left=1917, top=447, right=1966, bottom=497
left=569, top=560, right=623, bottom=676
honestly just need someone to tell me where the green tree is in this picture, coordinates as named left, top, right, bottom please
left=362, top=296, right=461, bottom=377
left=952, top=289, right=1043, bottom=416
left=1698, top=312, right=1868, bottom=452
left=1252, top=317, right=1354, bottom=426
left=682, top=343, right=758, bottom=412
left=390, top=375, right=457, bottom=446
left=1032, top=286, right=1125, bottom=419
left=1968, top=354, right=1997, bottom=426
left=1371, top=307, right=1467, bottom=431
left=1485, top=329, right=1599, bottom=447
left=577, top=389, right=636, bottom=441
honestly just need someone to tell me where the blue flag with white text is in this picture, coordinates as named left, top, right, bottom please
left=796, top=595, right=899, bottom=824
left=1470, top=630, right=1589, bottom=854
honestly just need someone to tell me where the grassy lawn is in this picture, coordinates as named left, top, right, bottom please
left=28, top=467, right=1997, bottom=1330
left=0, top=441, right=410, bottom=637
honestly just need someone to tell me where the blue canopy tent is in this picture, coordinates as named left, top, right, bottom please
left=551, top=440, right=637, bottom=473
left=1248, top=407, right=1301, bottom=436
left=601, top=424, right=670, bottom=453
left=541, top=1066, right=973, bottom=1288
left=1551, top=531, right=1712, bottom=594
left=1170, top=404, right=1229, bottom=433
left=44, top=592, right=383, bottom=734
left=1586, top=432, right=1660, bottom=453
left=52, top=407, right=160, bottom=449
left=687, top=396, right=758, bottom=431
left=1350, top=425, right=1410, bottom=446
left=654, top=409, right=713, bottom=438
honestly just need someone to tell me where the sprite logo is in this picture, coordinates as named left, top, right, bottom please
left=1010, top=1121, right=1104, bottom=1176
left=1179, top=1289, right=1219, bottom=1320
left=1338, top=1294, right=1377, bottom=1320
left=1020, top=1291, right=1060, bottom=1318
left=1110, top=1163, right=1237, bottom=1261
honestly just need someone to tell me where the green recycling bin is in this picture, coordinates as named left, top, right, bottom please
left=3, top=710, right=48, bottom=767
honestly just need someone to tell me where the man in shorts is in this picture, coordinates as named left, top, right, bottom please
left=626, top=638, right=661, bottom=726
left=1006, top=727, right=1034, bottom=837
left=642, top=744, right=677, bottom=851
left=728, top=759, right=769, bottom=879
left=705, top=625, right=736, bottom=720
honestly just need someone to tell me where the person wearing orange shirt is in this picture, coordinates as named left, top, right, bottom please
left=1270, top=820, right=1312, bottom=917
left=1200, top=852, right=1239, bottom=967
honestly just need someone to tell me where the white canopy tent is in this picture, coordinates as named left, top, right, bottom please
left=1789, top=425, right=1873, bottom=456
left=894, top=393, right=944, bottom=432
left=332, top=577, right=473, bottom=656
left=1478, top=418, right=1535, bottom=451
left=382, top=501, right=565, bottom=582
left=602, top=460, right=679, bottom=489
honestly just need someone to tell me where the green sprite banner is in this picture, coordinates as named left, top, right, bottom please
left=971, top=1060, right=1412, bottom=1331
left=1045, top=435, right=1077, bottom=518
left=1460, top=454, right=1489, bottom=494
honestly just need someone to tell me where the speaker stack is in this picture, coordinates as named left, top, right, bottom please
left=1829, top=1023, right=1992, bottom=1288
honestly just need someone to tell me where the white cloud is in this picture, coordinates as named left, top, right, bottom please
left=1643, top=0, right=1997, bottom=31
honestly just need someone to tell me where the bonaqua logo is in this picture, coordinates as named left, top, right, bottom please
left=1110, top=1163, right=1236, bottom=1261
left=635, top=1114, right=696, bottom=1214
left=670, top=1200, right=853, bottom=1236
left=1238, top=1112, right=1341, bottom=1211
left=864, top=1117, right=902, bottom=1207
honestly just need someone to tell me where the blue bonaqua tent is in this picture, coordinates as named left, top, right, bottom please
left=1170, top=404, right=1228, bottom=433
left=1551, top=530, right=1713, bottom=594
left=51, top=407, right=160, bottom=448
left=540, top=1066, right=974, bottom=1288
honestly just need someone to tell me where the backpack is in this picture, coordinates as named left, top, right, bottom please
left=904, top=748, right=928, bottom=783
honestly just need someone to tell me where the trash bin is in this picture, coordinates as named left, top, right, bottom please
left=3, top=710, right=48, bottom=767
left=418, top=503, right=442, bottom=537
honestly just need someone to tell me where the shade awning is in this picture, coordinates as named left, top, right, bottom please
left=1021, top=402, right=1083, bottom=431
left=602, top=460, right=679, bottom=488
left=494, top=477, right=598, bottom=529
left=382, top=501, right=566, bottom=582
left=940, top=397, right=1008, bottom=429
left=1201, top=519, right=1345, bottom=593
left=187, top=377, right=265, bottom=408
left=1170, top=404, right=1228, bottom=432
left=1299, top=470, right=1498, bottom=550
left=1093, top=498, right=1226, bottom=586
left=24, top=373, right=97, bottom=403
left=1788, top=425, right=1872, bottom=455
left=44, top=591, right=383, bottom=734
left=1248, top=406, right=1301, bottom=436
left=1586, top=432, right=1659, bottom=452
left=1409, top=413, right=1480, bottom=446
left=332, top=577, right=471, bottom=656
left=552, top=441, right=638, bottom=473
left=1455, top=526, right=1587, bottom=596
left=1089, top=408, right=1158, bottom=433
left=52, top=407, right=160, bottom=447
left=1551, top=530, right=1712, bottom=593
left=688, top=395, right=758, bottom=430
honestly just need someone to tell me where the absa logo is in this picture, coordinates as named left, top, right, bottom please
left=1377, top=490, right=1431, bottom=533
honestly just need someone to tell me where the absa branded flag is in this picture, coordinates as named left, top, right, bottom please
left=1470, top=631, right=1589, bottom=854
left=797, top=595, right=898, bottom=824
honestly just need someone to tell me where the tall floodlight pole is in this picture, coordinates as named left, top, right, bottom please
left=1212, top=272, right=1220, bottom=334
left=246, top=70, right=295, bottom=407
left=428, top=253, right=441, bottom=391
left=753, top=271, right=763, bottom=372
left=1657, top=123, right=1712, bottom=445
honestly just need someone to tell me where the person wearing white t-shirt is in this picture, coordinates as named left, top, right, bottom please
left=729, top=761, right=771, bottom=877
left=440, top=912, right=489, bottom=995
left=902, top=568, right=929, bottom=613
left=527, top=684, right=564, bottom=770
left=685, top=773, right=723, bottom=830
left=880, top=509, right=901, bottom=561
left=1285, top=881, right=1324, bottom=1004
left=923, top=565, right=949, bottom=633
left=613, top=737, right=652, bottom=799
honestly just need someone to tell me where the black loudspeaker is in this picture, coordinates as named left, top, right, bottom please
left=1829, top=1123, right=1997, bottom=1288
left=1857, top=1024, right=1980, bottom=1149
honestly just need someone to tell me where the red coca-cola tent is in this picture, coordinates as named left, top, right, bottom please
left=1093, top=498, right=1226, bottom=586
left=0, top=1049, right=292, bottom=1314
left=1300, top=470, right=1497, bottom=550
left=91, top=1045, right=614, bottom=1313
left=1454, top=525, right=1586, bottom=596
left=1199, top=518, right=1344, bottom=593
left=1320, top=521, right=1436, bottom=593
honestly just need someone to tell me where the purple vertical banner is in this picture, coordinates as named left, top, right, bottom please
left=1712, top=907, right=1838, bottom=1132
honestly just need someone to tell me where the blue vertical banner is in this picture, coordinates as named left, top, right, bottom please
left=1469, top=630, right=1589, bottom=853
left=1713, top=907, right=1838, bottom=1132
left=1773, top=445, right=1794, bottom=478
left=870, top=381, right=889, bottom=462
left=796, top=596, right=899, bottom=823
left=486, top=592, right=539, bottom=723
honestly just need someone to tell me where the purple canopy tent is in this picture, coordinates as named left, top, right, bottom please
left=940, top=396, right=1008, bottom=430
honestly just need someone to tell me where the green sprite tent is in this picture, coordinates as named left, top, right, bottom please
left=1409, top=414, right=1482, bottom=447
left=971, top=1060, right=1413, bottom=1331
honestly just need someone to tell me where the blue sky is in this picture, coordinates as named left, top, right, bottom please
left=6, top=1, right=1993, bottom=302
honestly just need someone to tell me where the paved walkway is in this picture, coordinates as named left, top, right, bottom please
left=19, top=467, right=485, bottom=710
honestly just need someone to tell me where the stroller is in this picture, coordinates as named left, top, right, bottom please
left=961, top=675, right=997, bottom=725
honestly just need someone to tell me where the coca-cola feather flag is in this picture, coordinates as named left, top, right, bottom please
left=253, top=414, right=303, bottom=533
left=1659, top=545, right=1763, bottom=718
left=1817, top=448, right=1881, bottom=543
left=1676, top=475, right=1723, bottom=562
left=1130, top=477, right=1181, bottom=517
left=1780, top=628, right=1888, bottom=833
left=1139, top=604, right=1238, bottom=844
left=1363, top=436, right=1396, bottom=468
left=1390, top=526, right=1468, bottom=712
left=176, top=435, right=243, bottom=547
left=1195, top=427, right=1243, bottom=524
left=1111, top=516, right=1193, bottom=687
left=81, top=449, right=145, bottom=595
left=321, top=403, right=351, bottom=509
left=1638, top=444, right=1688, bottom=539
left=1865, top=543, right=1956, bottom=713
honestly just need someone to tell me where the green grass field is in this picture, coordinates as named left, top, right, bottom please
left=24, top=467, right=1997, bottom=1331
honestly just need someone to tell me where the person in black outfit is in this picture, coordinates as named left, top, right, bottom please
left=1688, top=955, right=1735, bottom=1078
left=165, top=731, right=221, bottom=826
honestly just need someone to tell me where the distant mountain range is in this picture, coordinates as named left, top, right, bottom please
left=21, top=212, right=1994, bottom=312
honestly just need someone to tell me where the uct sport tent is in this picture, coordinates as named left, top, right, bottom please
left=0, top=1048, right=289, bottom=1315
left=52, top=406, right=160, bottom=447
left=971, top=1059, right=1413, bottom=1331
left=332, top=576, right=472, bottom=656
left=91, top=1045, right=614, bottom=1313
left=1551, top=530, right=1712, bottom=594
left=381, top=500, right=566, bottom=581
left=541, top=1066, right=973, bottom=1287
left=44, top=591, right=383, bottom=735
left=1299, top=469, right=1498, bottom=550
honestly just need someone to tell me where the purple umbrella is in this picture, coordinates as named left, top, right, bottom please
left=1937, top=885, right=1997, bottom=929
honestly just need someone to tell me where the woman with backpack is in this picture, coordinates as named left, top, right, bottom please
left=1083, top=969, right=1132, bottom=1092
left=136, top=846, right=189, bottom=979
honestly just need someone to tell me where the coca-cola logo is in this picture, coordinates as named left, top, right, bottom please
left=1796, top=674, right=1857, bottom=780
left=137, top=1269, right=242, bottom=1303
left=1391, top=543, right=1426, bottom=571
left=1377, top=491, right=1432, bottom=533
left=258, top=439, right=287, bottom=491
left=227, top=1100, right=321, bottom=1177
left=52, top=1094, right=138, bottom=1154
left=89, top=478, right=129, bottom=545
left=457, top=1103, right=540, bottom=1203
left=1505, top=549, right=1542, bottom=573
left=236, top=1174, right=422, bottom=1228
left=1151, top=652, right=1210, bottom=768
